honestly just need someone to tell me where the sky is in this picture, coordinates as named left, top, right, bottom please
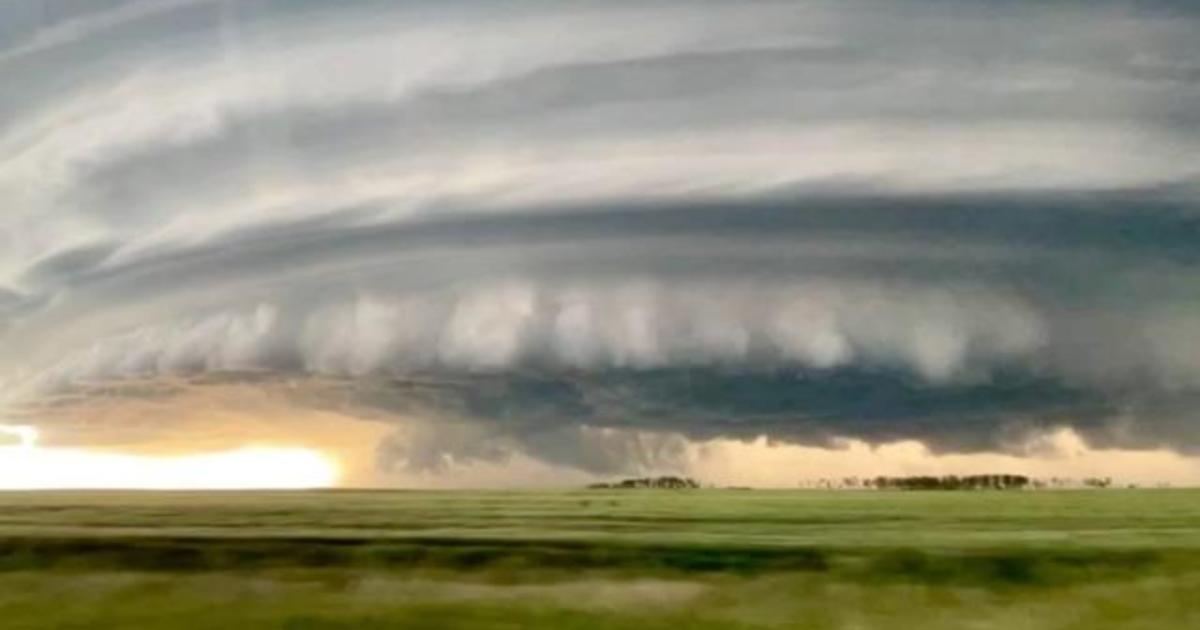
left=1, top=0, right=1200, bottom=488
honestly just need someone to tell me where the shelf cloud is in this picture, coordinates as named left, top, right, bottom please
left=3, top=0, right=1200, bottom=483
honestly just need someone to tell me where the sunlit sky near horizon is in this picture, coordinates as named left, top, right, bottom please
left=0, top=425, right=338, bottom=490
left=2, top=0, right=1200, bottom=488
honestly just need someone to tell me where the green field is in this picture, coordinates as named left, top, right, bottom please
left=0, top=489, right=1197, bottom=629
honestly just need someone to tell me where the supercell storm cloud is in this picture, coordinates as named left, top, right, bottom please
left=2, top=1, right=1200, bottom=481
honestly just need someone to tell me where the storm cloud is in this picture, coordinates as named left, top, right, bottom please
left=2, top=0, right=1200, bottom=480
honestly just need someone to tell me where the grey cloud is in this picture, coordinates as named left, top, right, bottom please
left=9, top=0, right=1200, bottom=242
left=6, top=265, right=1198, bottom=463
left=4, top=0, right=1200, bottom=477
left=0, top=287, right=22, bottom=309
left=54, top=24, right=1200, bottom=233
left=17, top=241, right=119, bottom=290
left=15, top=365, right=1191, bottom=479
left=5, top=190, right=1200, bottom=393
left=27, top=191, right=1200, bottom=305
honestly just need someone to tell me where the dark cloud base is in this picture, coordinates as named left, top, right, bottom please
left=22, top=361, right=1195, bottom=474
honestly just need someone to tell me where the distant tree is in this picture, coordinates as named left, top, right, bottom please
left=588, top=476, right=700, bottom=490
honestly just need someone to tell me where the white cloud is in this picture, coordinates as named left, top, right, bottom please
left=13, top=279, right=1047, bottom=396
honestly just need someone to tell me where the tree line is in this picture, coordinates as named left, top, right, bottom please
left=587, top=476, right=701, bottom=489
left=867, top=474, right=1031, bottom=490
left=805, top=475, right=1120, bottom=490
left=587, top=474, right=1125, bottom=490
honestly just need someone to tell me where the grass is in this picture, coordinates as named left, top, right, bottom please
left=0, top=489, right=1197, bottom=628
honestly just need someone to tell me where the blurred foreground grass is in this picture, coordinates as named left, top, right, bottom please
left=0, top=489, right=1197, bottom=628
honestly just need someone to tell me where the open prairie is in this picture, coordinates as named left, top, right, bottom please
left=0, top=489, right=1197, bottom=629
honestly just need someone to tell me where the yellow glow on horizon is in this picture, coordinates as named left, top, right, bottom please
left=0, top=425, right=339, bottom=490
